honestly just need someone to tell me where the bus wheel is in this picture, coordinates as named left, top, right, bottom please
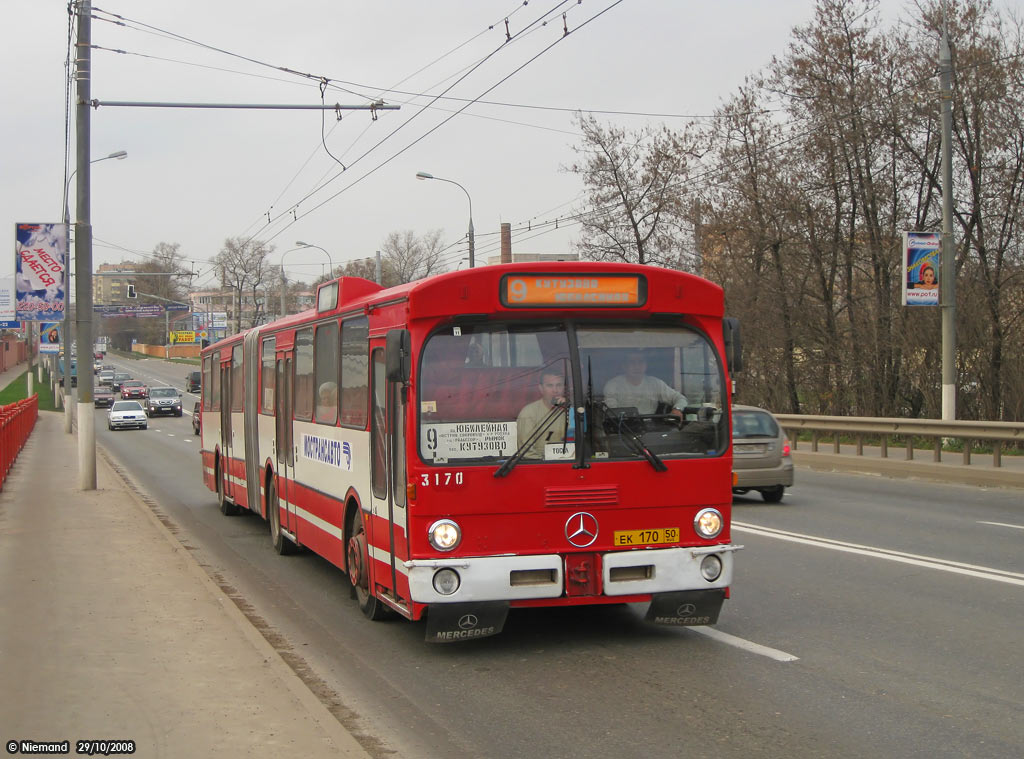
left=217, top=461, right=240, bottom=516
left=347, top=509, right=387, bottom=620
left=267, top=477, right=297, bottom=556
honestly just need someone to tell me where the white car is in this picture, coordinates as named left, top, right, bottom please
left=107, top=400, right=148, bottom=431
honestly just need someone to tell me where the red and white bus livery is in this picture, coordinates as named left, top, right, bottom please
left=199, top=262, right=743, bottom=641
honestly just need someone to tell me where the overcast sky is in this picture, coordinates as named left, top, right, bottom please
left=1, top=0, right=989, bottom=289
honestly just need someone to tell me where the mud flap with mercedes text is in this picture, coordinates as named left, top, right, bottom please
left=645, top=589, right=725, bottom=626
left=425, top=602, right=509, bottom=643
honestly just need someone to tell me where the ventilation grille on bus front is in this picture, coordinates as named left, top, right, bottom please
left=544, top=485, right=619, bottom=509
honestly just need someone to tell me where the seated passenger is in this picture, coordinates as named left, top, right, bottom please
left=316, top=381, right=338, bottom=423
left=603, top=350, right=687, bottom=419
left=516, top=370, right=570, bottom=459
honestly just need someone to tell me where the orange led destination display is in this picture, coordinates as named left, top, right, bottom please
left=501, top=274, right=645, bottom=308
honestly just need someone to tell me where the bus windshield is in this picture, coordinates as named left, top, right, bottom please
left=417, top=322, right=726, bottom=466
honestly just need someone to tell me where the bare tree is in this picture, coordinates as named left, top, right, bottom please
left=381, top=229, right=446, bottom=284
left=568, top=113, right=695, bottom=267
left=213, top=237, right=275, bottom=332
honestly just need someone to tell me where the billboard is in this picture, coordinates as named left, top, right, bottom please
left=15, top=223, right=67, bottom=320
left=902, top=231, right=940, bottom=307
left=39, top=322, right=61, bottom=354
left=0, top=276, right=14, bottom=321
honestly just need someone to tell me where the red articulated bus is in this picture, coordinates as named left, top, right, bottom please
left=199, top=262, right=743, bottom=642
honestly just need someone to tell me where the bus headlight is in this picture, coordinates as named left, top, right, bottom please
left=432, top=568, right=461, bottom=595
left=700, top=554, right=723, bottom=582
left=694, top=508, right=724, bottom=539
left=428, top=519, right=462, bottom=551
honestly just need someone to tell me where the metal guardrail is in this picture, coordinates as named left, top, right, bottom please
left=773, top=414, right=1024, bottom=468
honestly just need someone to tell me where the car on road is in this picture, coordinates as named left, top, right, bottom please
left=97, top=370, right=115, bottom=387
left=111, top=373, right=132, bottom=393
left=191, top=401, right=201, bottom=435
left=731, top=404, right=793, bottom=503
left=185, top=370, right=201, bottom=393
left=120, top=380, right=149, bottom=400
left=107, top=400, right=148, bottom=431
left=145, top=387, right=183, bottom=417
left=94, top=387, right=115, bottom=408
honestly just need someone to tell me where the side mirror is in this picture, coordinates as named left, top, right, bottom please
left=385, top=329, right=411, bottom=383
left=723, top=317, right=742, bottom=374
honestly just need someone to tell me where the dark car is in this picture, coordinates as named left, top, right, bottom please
left=185, top=370, right=201, bottom=393
left=111, top=373, right=132, bottom=393
left=145, top=387, right=183, bottom=417
left=731, top=405, right=794, bottom=503
left=121, top=380, right=149, bottom=400
left=191, top=401, right=201, bottom=435
left=94, top=387, right=115, bottom=408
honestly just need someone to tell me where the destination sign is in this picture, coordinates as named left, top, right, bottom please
left=500, top=274, right=645, bottom=308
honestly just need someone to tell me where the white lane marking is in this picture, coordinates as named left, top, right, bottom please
left=978, top=520, right=1024, bottom=531
left=688, top=626, right=799, bottom=662
left=733, top=522, right=1024, bottom=587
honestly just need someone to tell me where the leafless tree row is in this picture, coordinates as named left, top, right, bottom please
left=570, top=0, right=1024, bottom=421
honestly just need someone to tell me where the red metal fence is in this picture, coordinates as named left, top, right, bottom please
left=0, top=395, right=38, bottom=490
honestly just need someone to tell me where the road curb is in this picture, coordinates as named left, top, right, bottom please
left=95, top=442, right=375, bottom=759
left=793, top=451, right=1024, bottom=491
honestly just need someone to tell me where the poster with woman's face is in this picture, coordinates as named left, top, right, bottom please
left=903, top=232, right=940, bottom=307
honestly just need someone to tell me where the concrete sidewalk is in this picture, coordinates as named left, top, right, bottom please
left=0, top=411, right=372, bottom=758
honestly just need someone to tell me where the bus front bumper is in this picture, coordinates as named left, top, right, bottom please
left=406, top=543, right=742, bottom=606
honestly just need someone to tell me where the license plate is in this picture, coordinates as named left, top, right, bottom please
left=613, top=527, right=679, bottom=547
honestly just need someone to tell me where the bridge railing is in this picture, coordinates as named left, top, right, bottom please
left=1, top=395, right=39, bottom=490
left=772, top=414, right=1024, bottom=467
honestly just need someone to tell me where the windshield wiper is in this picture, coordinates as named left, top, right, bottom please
left=494, top=401, right=569, bottom=478
left=597, top=401, right=668, bottom=472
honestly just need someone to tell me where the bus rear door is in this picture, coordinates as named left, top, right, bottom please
left=275, top=352, right=296, bottom=536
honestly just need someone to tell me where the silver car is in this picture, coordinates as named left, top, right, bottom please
left=731, top=404, right=793, bottom=502
left=145, top=386, right=183, bottom=417
left=107, top=400, right=148, bottom=431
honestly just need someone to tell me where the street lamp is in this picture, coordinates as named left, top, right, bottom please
left=416, top=171, right=475, bottom=268
left=61, top=149, right=127, bottom=433
left=295, top=241, right=335, bottom=280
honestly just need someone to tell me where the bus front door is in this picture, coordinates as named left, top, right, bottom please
left=368, top=349, right=408, bottom=606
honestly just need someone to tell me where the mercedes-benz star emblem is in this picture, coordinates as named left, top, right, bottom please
left=677, top=603, right=697, bottom=616
left=565, top=512, right=598, bottom=547
left=458, top=614, right=479, bottom=630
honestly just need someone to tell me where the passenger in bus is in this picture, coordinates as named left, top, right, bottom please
left=516, top=369, right=570, bottom=458
left=316, top=381, right=338, bottom=422
left=603, top=349, right=687, bottom=418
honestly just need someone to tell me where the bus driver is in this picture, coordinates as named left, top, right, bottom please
left=516, top=370, right=570, bottom=458
left=603, top=349, right=687, bottom=419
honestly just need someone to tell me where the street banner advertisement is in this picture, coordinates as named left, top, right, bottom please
left=39, top=322, right=61, bottom=354
left=902, top=231, right=940, bottom=307
left=0, top=276, right=15, bottom=320
left=15, top=222, right=68, bottom=320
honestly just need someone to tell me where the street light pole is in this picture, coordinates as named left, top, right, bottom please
left=295, top=242, right=334, bottom=280
left=939, top=19, right=957, bottom=421
left=62, top=149, right=126, bottom=433
left=74, top=0, right=98, bottom=489
left=415, top=171, right=475, bottom=268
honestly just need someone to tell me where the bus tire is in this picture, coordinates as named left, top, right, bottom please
left=217, top=459, right=241, bottom=516
left=267, top=477, right=298, bottom=555
left=347, top=508, right=387, bottom=620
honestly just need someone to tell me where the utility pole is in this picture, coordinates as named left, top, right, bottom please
left=940, top=17, right=957, bottom=420
left=74, top=0, right=96, bottom=489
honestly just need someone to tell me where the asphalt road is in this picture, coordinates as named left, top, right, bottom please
left=96, top=355, right=1024, bottom=759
